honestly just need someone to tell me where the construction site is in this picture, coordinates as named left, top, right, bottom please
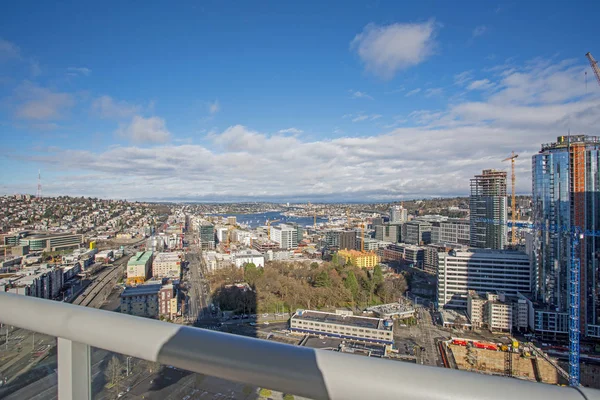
left=441, top=338, right=567, bottom=385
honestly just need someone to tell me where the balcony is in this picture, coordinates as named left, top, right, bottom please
left=0, top=292, right=597, bottom=400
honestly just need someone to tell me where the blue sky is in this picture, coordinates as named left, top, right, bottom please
left=1, top=1, right=599, bottom=201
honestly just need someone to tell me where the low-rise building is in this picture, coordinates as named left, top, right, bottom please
left=126, top=251, right=153, bottom=285
left=337, top=249, right=379, bottom=269
left=233, top=249, right=265, bottom=268
left=120, top=283, right=161, bottom=318
left=159, top=284, right=177, bottom=319
left=290, top=309, right=393, bottom=345
left=152, top=252, right=182, bottom=279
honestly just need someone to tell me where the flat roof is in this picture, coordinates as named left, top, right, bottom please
left=121, top=284, right=161, bottom=297
left=128, top=251, right=153, bottom=266
left=293, top=310, right=389, bottom=331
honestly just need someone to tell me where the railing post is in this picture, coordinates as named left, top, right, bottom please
left=57, top=338, right=91, bottom=400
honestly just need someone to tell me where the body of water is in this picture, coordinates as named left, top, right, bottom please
left=211, top=211, right=327, bottom=229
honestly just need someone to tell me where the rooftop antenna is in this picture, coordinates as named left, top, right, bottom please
left=37, top=169, right=42, bottom=200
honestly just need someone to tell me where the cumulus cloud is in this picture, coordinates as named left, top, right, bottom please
left=92, top=95, right=141, bottom=119
left=278, top=128, right=303, bottom=134
left=6, top=57, right=599, bottom=201
left=116, top=116, right=171, bottom=144
left=209, top=100, right=220, bottom=115
left=350, top=20, right=437, bottom=79
left=13, top=81, right=74, bottom=120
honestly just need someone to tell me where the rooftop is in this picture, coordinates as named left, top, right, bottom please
left=121, top=283, right=161, bottom=297
left=338, top=249, right=378, bottom=258
left=292, top=309, right=390, bottom=331
left=128, top=251, right=153, bottom=266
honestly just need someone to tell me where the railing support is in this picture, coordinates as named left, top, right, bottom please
left=58, top=338, right=91, bottom=400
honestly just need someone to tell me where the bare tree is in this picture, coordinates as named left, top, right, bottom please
left=105, top=355, right=123, bottom=388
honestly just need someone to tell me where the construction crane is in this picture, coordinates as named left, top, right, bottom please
left=585, top=52, right=600, bottom=88
left=502, top=151, right=519, bottom=245
left=475, top=217, right=600, bottom=386
left=266, top=219, right=280, bottom=240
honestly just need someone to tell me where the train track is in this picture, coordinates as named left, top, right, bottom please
left=73, top=266, right=121, bottom=308
left=439, top=341, right=450, bottom=368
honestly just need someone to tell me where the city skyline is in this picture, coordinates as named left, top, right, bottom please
left=1, top=2, right=600, bottom=201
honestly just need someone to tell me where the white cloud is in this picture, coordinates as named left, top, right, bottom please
left=67, top=67, right=91, bottom=77
left=13, top=81, right=74, bottom=120
left=424, top=88, right=443, bottom=97
left=472, top=25, right=487, bottom=37
left=350, top=90, right=374, bottom=100
left=350, top=20, right=437, bottom=79
left=370, top=114, right=382, bottom=120
left=209, top=100, right=220, bottom=115
left=92, top=95, right=141, bottom=119
left=454, top=70, right=473, bottom=86
left=278, top=128, right=303, bottom=134
left=0, top=38, right=21, bottom=61
left=405, top=88, right=421, bottom=97
left=116, top=116, right=171, bottom=144
left=467, top=79, right=494, bottom=90
left=352, top=115, right=369, bottom=122
left=7, top=57, right=600, bottom=201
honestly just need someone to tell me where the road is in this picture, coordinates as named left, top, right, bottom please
left=185, top=241, right=212, bottom=323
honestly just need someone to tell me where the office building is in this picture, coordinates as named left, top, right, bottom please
left=431, top=219, right=470, bottom=245
left=371, top=217, right=384, bottom=227
left=152, top=252, right=182, bottom=279
left=5, top=232, right=84, bottom=251
left=337, top=250, right=379, bottom=269
left=437, top=249, right=532, bottom=309
left=233, top=249, right=265, bottom=268
left=374, top=224, right=401, bottom=243
left=324, top=230, right=341, bottom=248
left=390, top=205, right=408, bottom=223
left=403, top=221, right=432, bottom=245
left=424, top=244, right=466, bottom=275
left=532, top=135, right=600, bottom=337
left=339, top=230, right=357, bottom=250
left=199, top=223, right=215, bottom=250
left=290, top=310, right=393, bottom=345
left=126, top=251, right=153, bottom=285
left=120, top=284, right=161, bottom=318
left=270, top=224, right=298, bottom=249
left=469, top=169, right=507, bottom=249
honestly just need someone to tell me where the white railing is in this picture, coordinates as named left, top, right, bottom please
left=0, top=292, right=597, bottom=400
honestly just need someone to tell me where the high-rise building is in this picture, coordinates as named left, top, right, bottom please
left=532, top=135, right=600, bottom=338
left=469, top=169, right=507, bottom=249
left=403, top=221, right=431, bottom=245
left=374, top=224, right=401, bottom=243
left=339, top=230, right=357, bottom=250
left=270, top=224, right=298, bottom=249
left=390, top=205, right=408, bottom=223
left=431, top=219, right=470, bottom=245
left=437, top=249, right=531, bottom=309
left=199, top=222, right=215, bottom=250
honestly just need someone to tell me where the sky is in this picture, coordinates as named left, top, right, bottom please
left=1, top=1, right=599, bottom=202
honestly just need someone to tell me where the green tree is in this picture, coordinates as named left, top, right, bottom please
left=314, top=270, right=331, bottom=288
left=344, top=271, right=359, bottom=301
left=310, top=262, right=319, bottom=270
left=244, top=263, right=262, bottom=285
left=259, top=388, right=272, bottom=398
left=373, top=264, right=384, bottom=287
left=331, top=253, right=340, bottom=266
left=283, top=394, right=295, bottom=400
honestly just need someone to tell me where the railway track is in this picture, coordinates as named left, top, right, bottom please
left=73, top=266, right=121, bottom=308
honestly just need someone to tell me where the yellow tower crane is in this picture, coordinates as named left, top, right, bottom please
left=502, top=151, right=519, bottom=245
left=266, top=219, right=280, bottom=240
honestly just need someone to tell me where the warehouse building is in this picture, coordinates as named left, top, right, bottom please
left=290, top=310, right=393, bottom=345
left=126, top=251, right=153, bottom=285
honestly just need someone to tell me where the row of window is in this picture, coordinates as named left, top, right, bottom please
left=293, top=320, right=391, bottom=337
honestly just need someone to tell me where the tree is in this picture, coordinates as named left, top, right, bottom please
left=344, top=271, right=359, bottom=301
left=314, top=270, right=331, bottom=288
left=373, top=265, right=384, bottom=287
left=105, top=355, right=123, bottom=387
left=310, top=262, right=319, bottom=270
left=331, top=253, right=340, bottom=266
left=244, top=263, right=262, bottom=285
left=283, top=394, right=295, bottom=400
left=259, top=388, right=272, bottom=398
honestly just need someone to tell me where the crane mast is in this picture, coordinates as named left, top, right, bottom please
left=502, top=151, right=519, bottom=245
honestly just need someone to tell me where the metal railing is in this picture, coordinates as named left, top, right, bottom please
left=0, top=292, right=598, bottom=400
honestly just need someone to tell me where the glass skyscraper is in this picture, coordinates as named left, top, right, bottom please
left=532, top=135, right=600, bottom=338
